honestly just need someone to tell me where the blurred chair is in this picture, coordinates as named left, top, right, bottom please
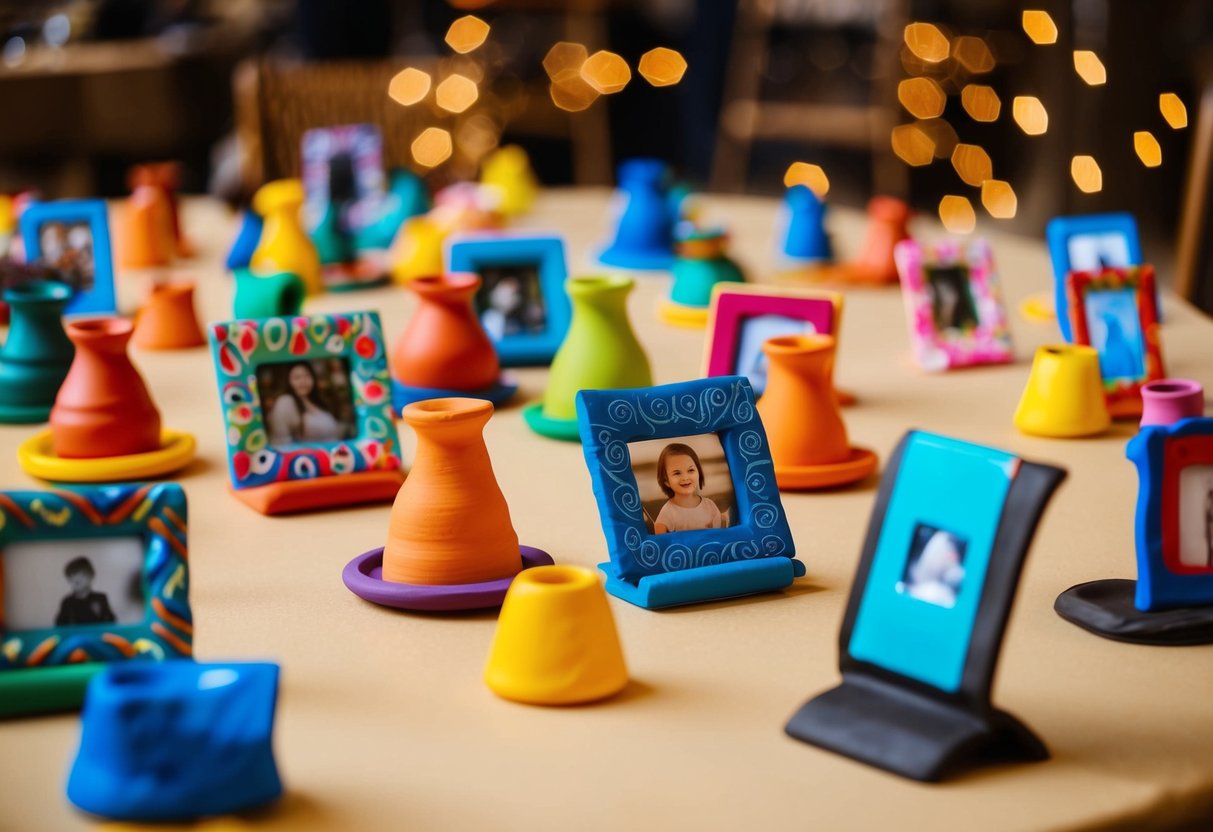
left=710, top=0, right=909, bottom=195
left=1176, top=61, right=1213, bottom=316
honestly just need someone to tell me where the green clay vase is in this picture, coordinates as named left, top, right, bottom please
left=669, top=253, right=745, bottom=308
left=311, top=201, right=356, bottom=265
left=0, top=281, right=75, bottom=423
left=232, top=269, right=306, bottom=320
left=527, top=276, right=652, bottom=439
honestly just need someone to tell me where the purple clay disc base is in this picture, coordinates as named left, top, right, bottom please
left=343, top=545, right=554, bottom=612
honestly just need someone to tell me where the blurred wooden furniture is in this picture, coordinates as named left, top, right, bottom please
left=711, top=0, right=909, bottom=195
left=1176, top=62, right=1213, bottom=316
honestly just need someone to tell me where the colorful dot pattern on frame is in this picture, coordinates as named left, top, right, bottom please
left=209, top=313, right=402, bottom=492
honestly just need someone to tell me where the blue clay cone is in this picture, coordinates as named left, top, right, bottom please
left=782, top=185, right=832, bottom=262
left=599, top=158, right=676, bottom=270
left=226, top=208, right=263, bottom=271
left=0, top=280, right=75, bottom=423
left=66, top=661, right=283, bottom=822
left=357, top=167, right=430, bottom=251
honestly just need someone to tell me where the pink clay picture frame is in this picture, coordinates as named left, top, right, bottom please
left=893, top=239, right=1013, bottom=372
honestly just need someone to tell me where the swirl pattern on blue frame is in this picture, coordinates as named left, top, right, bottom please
left=577, top=376, right=795, bottom=584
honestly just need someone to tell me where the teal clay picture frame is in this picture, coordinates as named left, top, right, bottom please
left=0, top=483, right=193, bottom=717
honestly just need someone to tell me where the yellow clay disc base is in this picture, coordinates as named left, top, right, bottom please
left=1019, top=293, right=1056, bottom=323
left=657, top=299, right=709, bottom=328
left=17, top=429, right=197, bottom=483
left=775, top=446, right=878, bottom=491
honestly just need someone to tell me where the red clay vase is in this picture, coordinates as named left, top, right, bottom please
left=117, top=165, right=175, bottom=269
left=51, top=318, right=162, bottom=459
left=757, top=334, right=850, bottom=466
left=390, top=273, right=500, bottom=391
left=382, top=398, right=522, bottom=585
left=850, top=196, right=910, bottom=285
left=147, top=162, right=193, bottom=257
left=133, top=281, right=206, bottom=350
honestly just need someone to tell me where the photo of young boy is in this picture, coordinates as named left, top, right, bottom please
left=55, top=556, right=116, bottom=626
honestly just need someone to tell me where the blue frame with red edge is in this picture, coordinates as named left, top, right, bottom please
left=446, top=233, right=570, bottom=366
left=1128, top=417, right=1213, bottom=611
left=1045, top=213, right=1143, bottom=341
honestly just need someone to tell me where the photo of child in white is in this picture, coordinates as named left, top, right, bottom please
left=1, top=537, right=145, bottom=632
left=629, top=434, right=734, bottom=535
left=476, top=264, right=547, bottom=339
left=1177, top=465, right=1213, bottom=570
left=897, top=524, right=967, bottom=609
left=258, top=359, right=357, bottom=449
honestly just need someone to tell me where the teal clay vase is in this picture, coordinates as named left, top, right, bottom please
left=232, top=269, right=306, bottom=320
left=312, top=201, right=356, bottom=265
left=0, top=281, right=75, bottom=423
left=524, top=275, right=652, bottom=441
left=662, top=228, right=745, bottom=327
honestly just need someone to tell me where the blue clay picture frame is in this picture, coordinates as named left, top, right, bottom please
left=20, top=199, right=117, bottom=317
left=1127, top=417, right=1213, bottom=612
left=446, top=233, right=571, bottom=366
left=0, top=483, right=193, bottom=717
left=1045, top=213, right=1142, bottom=341
left=784, top=432, right=1066, bottom=782
left=576, top=376, right=800, bottom=608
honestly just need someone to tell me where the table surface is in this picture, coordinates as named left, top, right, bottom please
left=2, top=190, right=1213, bottom=832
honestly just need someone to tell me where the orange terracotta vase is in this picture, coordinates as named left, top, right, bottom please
left=757, top=334, right=850, bottom=466
left=382, top=398, right=521, bottom=585
left=390, top=273, right=499, bottom=391
left=117, top=165, right=175, bottom=269
left=51, top=318, right=162, bottom=459
left=133, top=282, right=205, bottom=350
left=850, top=196, right=910, bottom=285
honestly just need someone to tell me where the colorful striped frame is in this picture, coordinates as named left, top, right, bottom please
left=0, top=483, right=192, bottom=716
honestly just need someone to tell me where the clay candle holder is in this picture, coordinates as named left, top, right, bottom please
left=524, top=275, right=653, bottom=441
left=343, top=398, right=553, bottom=612
left=116, top=165, right=175, bottom=269
left=390, top=272, right=516, bottom=411
left=250, top=179, right=323, bottom=296
left=484, top=565, right=629, bottom=705
left=18, top=317, right=195, bottom=482
left=1139, top=379, right=1204, bottom=428
left=132, top=281, right=205, bottom=350
left=598, top=158, right=676, bottom=270
left=757, top=334, right=877, bottom=490
left=1013, top=345, right=1111, bottom=439
left=0, top=281, right=75, bottom=423
left=659, top=227, right=746, bottom=328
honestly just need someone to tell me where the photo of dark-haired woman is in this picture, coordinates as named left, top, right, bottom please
left=261, top=360, right=356, bottom=448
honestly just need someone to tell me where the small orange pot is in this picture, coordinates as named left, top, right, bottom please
left=132, top=281, right=205, bottom=350
left=390, top=273, right=500, bottom=391
left=117, top=166, right=174, bottom=269
left=757, top=334, right=877, bottom=489
left=848, top=196, right=910, bottom=285
left=51, top=318, right=162, bottom=459
left=382, top=398, right=521, bottom=585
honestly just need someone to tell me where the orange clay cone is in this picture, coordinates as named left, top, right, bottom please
left=117, top=165, right=175, bottom=269
left=390, top=273, right=499, bottom=391
left=382, top=398, right=522, bottom=585
left=758, top=334, right=849, bottom=466
left=849, top=196, right=910, bottom=285
left=132, top=281, right=205, bottom=350
left=51, top=318, right=162, bottom=459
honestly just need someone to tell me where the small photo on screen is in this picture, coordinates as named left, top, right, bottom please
left=1083, top=288, right=1145, bottom=382
left=897, top=524, right=968, bottom=608
left=2, top=536, right=146, bottom=631
left=258, top=358, right=358, bottom=449
left=1067, top=231, right=1131, bottom=273
left=925, top=265, right=979, bottom=332
left=1177, top=464, right=1213, bottom=570
left=475, top=263, right=547, bottom=338
left=628, top=433, right=735, bottom=535
left=734, top=313, right=818, bottom=392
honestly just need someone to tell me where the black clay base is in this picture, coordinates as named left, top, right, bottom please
left=784, top=674, right=1047, bottom=783
left=1054, top=579, right=1213, bottom=646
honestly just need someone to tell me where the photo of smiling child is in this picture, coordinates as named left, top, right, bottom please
left=628, top=435, right=735, bottom=535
